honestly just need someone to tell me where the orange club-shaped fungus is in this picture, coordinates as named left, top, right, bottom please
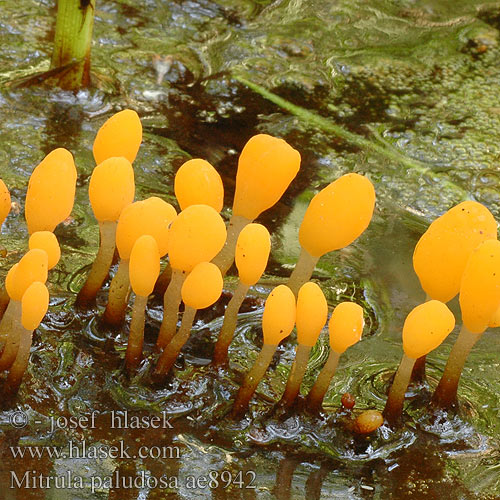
left=411, top=201, right=497, bottom=381
left=383, top=300, right=455, bottom=425
left=287, top=173, right=376, bottom=296
left=0, top=249, right=48, bottom=372
left=413, top=201, right=497, bottom=303
left=432, top=239, right=500, bottom=408
left=155, top=262, right=223, bottom=378
left=175, top=159, right=224, bottom=212
left=213, top=223, right=271, bottom=366
left=4, top=281, right=49, bottom=395
left=157, top=204, right=226, bottom=348
left=28, top=231, right=61, bottom=270
left=232, top=285, right=296, bottom=418
left=25, top=148, right=77, bottom=234
left=93, top=109, right=142, bottom=165
left=212, top=134, right=300, bottom=275
left=125, top=235, right=160, bottom=371
left=306, top=302, right=364, bottom=412
left=1, top=232, right=59, bottom=322
left=77, top=157, right=135, bottom=308
left=102, top=197, right=176, bottom=327
left=280, top=282, right=328, bottom=408
left=155, top=158, right=224, bottom=295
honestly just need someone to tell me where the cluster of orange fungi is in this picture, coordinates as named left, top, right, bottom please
left=0, top=109, right=498, bottom=434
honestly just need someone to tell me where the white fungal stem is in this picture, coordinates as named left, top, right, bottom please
left=76, top=220, right=117, bottom=308
left=383, top=353, right=416, bottom=425
left=306, top=350, right=340, bottom=412
left=125, top=294, right=149, bottom=371
left=232, top=343, right=276, bottom=417
left=286, top=248, right=319, bottom=297
left=280, top=344, right=311, bottom=407
left=155, top=306, right=196, bottom=376
left=213, top=282, right=249, bottom=365
left=212, top=215, right=251, bottom=276
left=102, top=258, right=130, bottom=327
left=157, top=268, right=186, bottom=349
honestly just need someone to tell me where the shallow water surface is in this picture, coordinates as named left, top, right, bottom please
left=0, top=0, right=500, bottom=498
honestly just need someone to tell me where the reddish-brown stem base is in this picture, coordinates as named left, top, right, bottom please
left=432, top=326, right=481, bottom=409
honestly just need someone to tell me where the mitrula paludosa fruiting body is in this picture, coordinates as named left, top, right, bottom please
left=280, top=282, right=328, bottom=408
left=232, top=285, right=296, bottom=418
left=287, top=173, right=375, bottom=296
left=411, top=201, right=496, bottom=382
left=213, top=223, right=271, bottom=366
left=306, top=301, right=364, bottom=412
left=76, top=156, right=135, bottom=308
left=383, top=300, right=455, bottom=425
left=157, top=204, right=226, bottom=348
left=213, top=134, right=300, bottom=275
left=432, top=239, right=500, bottom=408
left=125, top=235, right=160, bottom=372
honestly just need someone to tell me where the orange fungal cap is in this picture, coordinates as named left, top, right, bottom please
left=181, top=262, right=223, bottom=310
left=21, top=281, right=49, bottom=330
left=413, top=201, right=497, bottom=303
left=402, top=300, right=455, bottom=359
left=5, top=264, right=18, bottom=298
left=489, top=303, right=500, bottom=328
left=329, top=301, right=364, bottom=354
left=459, top=239, right=500, bottom=334
left=29, top=231, right=61, bottom=270
left=25, top=148, right=77, bottom=234
left=129, top=235, right=160, bottom=297
left=262, top=285, right=296, bottom=345
left=93, top=109, right=142, bottom=165
left=299, top=173, right=376, bottom=258
left=235, top=223, right=271, bottom=286
left=296, top=282, right=328, bottom=346
left=174, top=159, right=224, bottom=212
left=6, top=249, right=48, bottom=301
left=0, top=179, right=11, bottom=226
left=168, top=204, right=227, bottom=272
left=89, top=157, right=135, bottom=222
left=232, top=134, right=301, bottom=220
left=116, top=197, right=177, bottom=259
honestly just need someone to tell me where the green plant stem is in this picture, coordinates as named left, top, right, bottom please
left=234, top=75, right=468, bottom=199
left=51, top=0, right=96, bottom=89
